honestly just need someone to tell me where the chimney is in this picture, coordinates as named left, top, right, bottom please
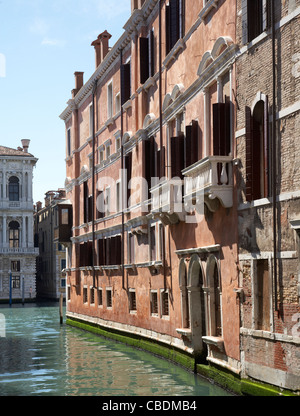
left=21, top=139, right=30, bottom=153
left=131, top=0, right=145, bottom=13
left=91, top=31, right=112, bottom=69
left=72, top=72, right=84, bottom=98
left=36, top=201, right=42, bottom=212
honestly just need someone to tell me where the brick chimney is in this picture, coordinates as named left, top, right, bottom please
left=72, top=72, right=84, bottom=98
left=91, top=31, right=112, bottom=69
left=131, top=0, right=145, bottom=13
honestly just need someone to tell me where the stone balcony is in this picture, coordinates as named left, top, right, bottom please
left=150, top=179, right=185, bottom=225
left=182, top=156, right=233, bottom=212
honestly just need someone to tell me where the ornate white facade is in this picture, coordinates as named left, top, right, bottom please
left=0, top=140, right=38, bottom=302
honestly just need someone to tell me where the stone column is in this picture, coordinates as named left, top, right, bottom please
left=3, top=215, right=6, bottom=247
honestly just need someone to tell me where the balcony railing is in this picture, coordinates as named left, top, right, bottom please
left=0, top=247, right=39, bottom=255
left=150, top=179, right=185, bottom=225
left=182, top=156, right=233, bottom=212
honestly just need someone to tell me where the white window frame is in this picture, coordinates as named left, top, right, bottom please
left=106, top=287, right=113, bottom=309
left=115, top=92, right=121, bottom=114
left=150, top=290, right=159, bottom=317
left=160, top=288, right=170, bottom=319
left=128, top=288, right=137, bottom=313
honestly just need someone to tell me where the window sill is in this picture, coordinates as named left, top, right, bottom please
left=163, top=38, right=185, bottom=68
left=199, top=0, right=219, bottom=22
left=143, top=76, right=155, bottom=91
left=202, top=335, right=224, bottom=351
left=122, top=99, right=132, bottom=111
left=105, top=117, right=114, bottom=128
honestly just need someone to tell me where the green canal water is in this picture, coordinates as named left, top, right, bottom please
left=0, top=304, right=232, bottom=396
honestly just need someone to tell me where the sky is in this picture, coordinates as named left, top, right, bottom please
left=0, top=0, right=131, bottom=204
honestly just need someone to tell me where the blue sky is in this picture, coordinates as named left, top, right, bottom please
left=0, top=0, right=131, bottom=203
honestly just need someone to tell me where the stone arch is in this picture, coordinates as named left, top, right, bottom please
left=206, top=254, right=222, bottom=337
left=211, top=36, right=234, bottom=59
left=171, top=83, right=185, bottom=101
left=186, top=254, right=207, bottom=353
left=162, top=93, right=172, bottom=112
left=122, top=131, right=132, bottom=145
left=197, top=51, right=213, bottom=76
left=178, top=258, right=189, bottom=329
left=143, top=113, right=156, bottom=129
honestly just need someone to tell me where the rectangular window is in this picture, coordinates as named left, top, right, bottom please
left=129, top=289, right=137, bottom=312
left=121, top=61, right=131, bottom=105
left=161, top=290, right=169, bottom=317
left=115, top=92, right=121, bottom=114
left=67, top=129, right=71, bottom=157
left=166, top=0, right=185, bottom=55
left=67, top=286, right=71, bottom=301
left=128, top=233, right=135, bottom=264
left=242, top=0, right=271, bottom=44
left=107, top=81, right=113, bottom=119
left=61, top=259, right=66, bottom=270
left=116, top=180, right=121, bottom=212
left=11, top=260, right=20, bottom=272
left=106, top=288, right=112, bottom=309
left=150, top=290, right=158, bottom=315
left=90, top=287, right=95, bottom=305
left=61, top=208, right=69, bottom=225
left=105, top=187, right=111, bottom=216
left=139, top=29, right=155, bottom=84
left=61, top=278, right=66, bottom=288
left=150, top=226, right=156, bottom=262
left=97, top=288, right=103, bottom=307
left=89, top=103, right=93, bottom=136
left=83, top=286, right=88, bottom=303
left=256, top=259, right=270, bottom=331
left=12, top=276, right=20, bottom=289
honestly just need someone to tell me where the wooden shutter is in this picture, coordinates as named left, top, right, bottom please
left=213, top=103, right=231, bottom=156
left=88, top=195, right=93, bottom=222
left=165, top=4, right=171, bottom=54
left=98, top=238, right=105, bottom=266
left=105, top=238, right=111, bottom=266
left=263, top=96, right=269, bottom=197
left=245, top=106, right=254, bottom=201
left=171, top=135, right=184, bottom=178
left=185, top=120, right=199, bottom=168
left=121, top=63, right=131, bottom=105
left=155, top=146, right=165, bottom=180
left=83, top=181, right=88, bottom=223
left=140, top=37, right=149, bottom=84
left=115, top=235, right=122, bottom=265
left=143, top=137, right=155, bottom=197
left=149, top=29, right=155, bottom=77
left=170, top=0, right=180, bottom=50
left=125, top=152, right=132, bottom=206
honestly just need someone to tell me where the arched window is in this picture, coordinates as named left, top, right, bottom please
left=206, top=255, right=222, bottom=337
left=9, top=176, right=20, bottom=201
left=9, top=221, right=20, bottom=248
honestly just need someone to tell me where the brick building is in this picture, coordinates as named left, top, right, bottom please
left=235, top=0, right=300, bottom=392
left=59, top=0, right=300, bottom=394
left=34, top=189, right=68, bottom=300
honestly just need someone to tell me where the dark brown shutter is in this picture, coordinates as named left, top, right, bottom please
left=143, top=137, right=155, bottom=197
left=150, top=29, right=155, bottom=77
left=170, top=0, right=180, bottom=50
left=213, top=102, right=231, bottom=156
left=83, top=181, right=88, bottom=223
left=185, top=120, right=199, bottom=167
left=171, top=135, right=184, bottom=178
left=105, top=238, right=111, bottom=266
left=121, top=63, right=131, bottom=105
left=248, top=0, right=263, bottom=41
left=263, top=96, right=269, bottom=197
left=98, top=238, right=104, bottom=266
left=88, top=195, right=93, bottom=222
left=140, top=37, right=149, bottom=84
left=165, top=4, right=171, bottom=54
left=125, top=152, right=132, bottom=206
left=245, top=106, right=254, bottom=201
left=115, top=235, right=122, bottom=265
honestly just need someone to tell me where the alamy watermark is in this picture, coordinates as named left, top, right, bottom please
left=0, top=53, right=6, bottom=78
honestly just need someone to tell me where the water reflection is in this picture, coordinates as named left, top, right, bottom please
left=0, top=304, right=232, bottom=396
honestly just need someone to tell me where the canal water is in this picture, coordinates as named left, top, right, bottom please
left=0, top=304, right=232, bottom=396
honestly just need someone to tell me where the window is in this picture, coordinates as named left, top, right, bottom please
left=116, top=180, right=121, bottom=212
left=107, top=81, right=113, bottom=119
left=207, top=257, right=222, bottom=337
left=213, top=100, right=231, bottom=156
left=245, top=97, right=270, bottom=201
left=105, top=187, right=111, bottom=216
left=89, top=103, right=93, bottom=136
left=90, top=287, right=95, bottom=305
left=128, top=233, right=135, bottom=264
left=61, top=259, right=66, bottom=271
left=97, top=288, right=103, bottom=307
left=161, top=290, right=169, bottom=317
left=67, top=286, right=71, bottom=301
left=121, top=61, right=131, bottom=105
left=255, top=259, right=270, bottom=331
left=166, top=0, right=185, bottom=55
left=129, top=289, right=137, bottom=312
left=106, top=288, right=112, bottom=308
left=150, top=290, right=158, bottom=315
left=9, top=221, right=20, bottom=248
left=83, top=286, right=88, bottom=303
left=12, top=276, right=20, bottom=289
left=67, top=129, right=71, bottom=157
left=98, top=236, right=121, bottom=266
left=61, top=209, right=69, bottom=225
left=150, top=225, right=156, bottom=261
left=105, top=140, right=111, bottom=160
left=140, top=28, right=155, bottom=84
left=11, top=260, right=20, bottom=272
left=115, top=93, right=121, bottom=114
left=9, top=176, right=19, bottom=201
left=242, top=0, right=271, bottom=44
left=61, top=278, right=66, bottom=288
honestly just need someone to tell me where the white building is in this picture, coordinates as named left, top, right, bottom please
left=0, top=140, right=39, bottom=303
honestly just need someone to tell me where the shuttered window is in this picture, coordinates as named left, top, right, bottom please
left=79, top=241, right=93, bottom=267
left=245, top=98, right=269, bottom=201
left=140, top=30, right=154, bottom=84
left=166, top=0, right=185, bottom=55
left=97, top=236, right=122, bottom=266
left=170, top=134, right=184, bottom=178
left=125, top=152, right=132, bottom=207
left=121, top=62, right=131, bottom=105
left=242, top=0, right=272, bottom=44
left=184, top=120, right=199, bottom=168
left=212, top=101, right=231, bottom=157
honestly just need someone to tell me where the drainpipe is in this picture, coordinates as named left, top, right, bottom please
left=120, top=48, right=125, bottom=289
left=159, top=0, right=167, bottom=290
left=92, top=79, right=97, bottom=289
left=271, top=2, right=278, bottom=312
